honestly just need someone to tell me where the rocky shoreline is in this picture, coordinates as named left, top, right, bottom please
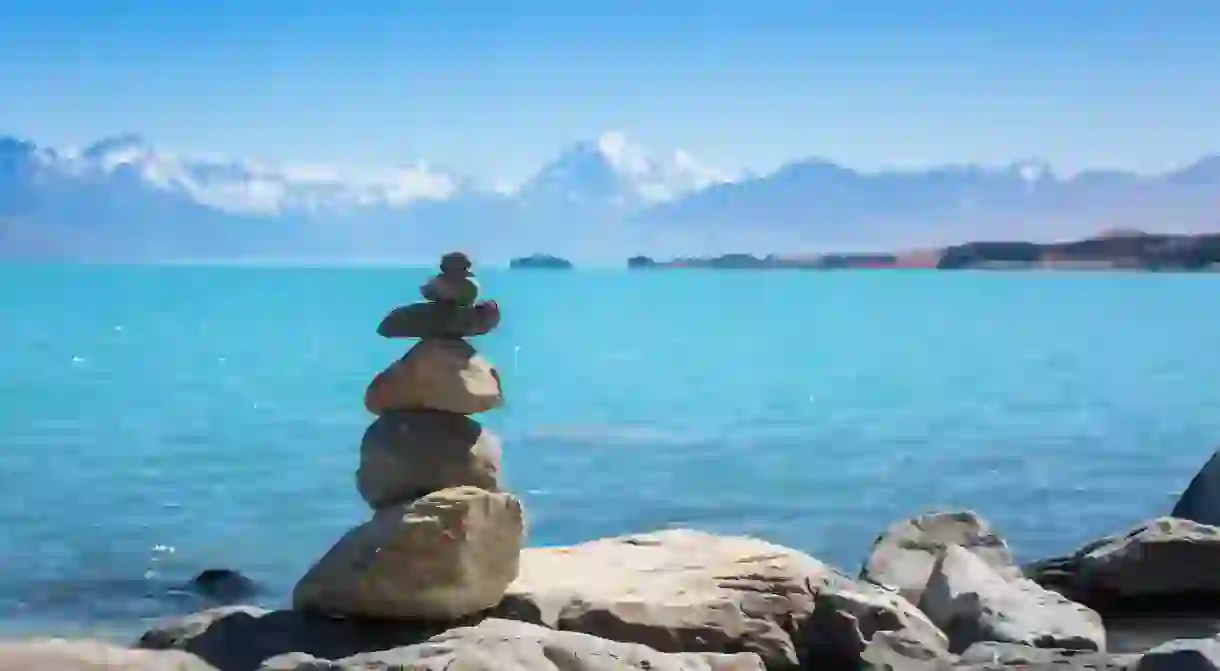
left=6, top=254, right=1220, bottom=670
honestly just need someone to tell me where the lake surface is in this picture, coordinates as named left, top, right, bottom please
left=1, top=265, right=1217, bottom=640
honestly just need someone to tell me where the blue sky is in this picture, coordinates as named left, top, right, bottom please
left=2, top=0, right=1220, bottom=186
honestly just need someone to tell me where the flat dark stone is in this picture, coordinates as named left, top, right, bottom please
left=376, top=300, right=500, bottom=339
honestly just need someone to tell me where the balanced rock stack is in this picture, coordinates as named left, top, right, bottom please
left=292, top=252, right=524, bottom=621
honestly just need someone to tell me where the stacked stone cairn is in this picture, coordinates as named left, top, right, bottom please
left=292, top=252, right=524, bottom=621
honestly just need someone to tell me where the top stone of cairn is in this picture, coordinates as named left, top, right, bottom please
left=421, top=251, right=481, bottom=307
left=377, top=252, right=501, bottom=340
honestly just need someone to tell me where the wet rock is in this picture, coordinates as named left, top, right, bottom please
left=189, top=569, right=258, bottom=603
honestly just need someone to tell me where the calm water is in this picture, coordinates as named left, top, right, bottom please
left=1, top=265, right=1218, bottom=640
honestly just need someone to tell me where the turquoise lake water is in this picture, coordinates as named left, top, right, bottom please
left=1, top=265, right=1218, bottom=640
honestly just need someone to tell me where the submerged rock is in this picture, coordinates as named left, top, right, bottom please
left=492, top=528, right=947, bottom=669
left=356, top=410, right=502, bottom=509
left=860, top=510, right=1019, bottom=606
left=376, top=301, right=501, bottom=339
left=363, top=339, right=503, bottom=416
left=293, top=486, right=524, bottom=621
left=189, top=569, right=258, bottom=603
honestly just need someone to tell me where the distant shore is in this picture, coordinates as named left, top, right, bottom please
left=625, top=231, right=1220, bottom=272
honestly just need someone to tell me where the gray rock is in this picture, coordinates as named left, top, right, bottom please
left=956, top=642, right=1137, bottom=670
left=190, top=569, right=259, bottom=602
left=420, top=274, right=480, bottom=306
left=293, top=487, right=524, bottom=621
left=492, top=528, right=948, bottom=670
left=1025, top=518, right=1220, bottom=614
left=256, top=618, right=765, bottom=671
left=137, top=605, right=459, bottom=671
left=1172, top=448, right=1220, bottom=527
left=1137, top=636, right=1220, bottom=671
left=356, top=410, right=502, bottom=509
left=919, top=545, right=1105, bottom=654
left=376, top=301, right=500, bottom=339
left=861, top=511, right=1019, bottom=605
left=860, top=630, right=956, bottom=670
left=0, top=638, right=217, bottom=671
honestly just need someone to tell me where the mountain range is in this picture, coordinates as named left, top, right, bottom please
left=3, top=131, right=1220, bottom=264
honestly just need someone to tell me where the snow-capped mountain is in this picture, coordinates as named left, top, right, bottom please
left=3, top=129, right=1220, bottom=263
left=514, top=131, right=740, bottom=209
left=53, top=134, right=465, bottom=216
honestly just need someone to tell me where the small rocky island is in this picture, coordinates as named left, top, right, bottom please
left=12, top=267, right=1220, bottom=668
left=509, top=253, right=573, bottom=269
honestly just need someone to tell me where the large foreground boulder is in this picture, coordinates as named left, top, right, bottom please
left=491, top=528, right=947, bottom=669
left=919, top=545, right=1105, bottom=653
left=356, top=410, right=502, bottom=509
left=860, top=510, right=1019, bottom=606
left=0, top=638, right=217, bottom=670
left=293, top=486, right=524, bottom=620
left=259, top=618, right=765, bottom=671
left=376, top=301, right=501, bottom=339
left=1172, top=447, right=1220, bottom=527
left=363, top=339, right=503, bottom=416
left=1026, top=517, right=1220, bottom=613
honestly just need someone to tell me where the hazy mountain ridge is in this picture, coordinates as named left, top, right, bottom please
left=2, top=131, right=1219, bottom=263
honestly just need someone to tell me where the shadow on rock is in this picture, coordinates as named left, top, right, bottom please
left=138, top=606, right=485, bottom=671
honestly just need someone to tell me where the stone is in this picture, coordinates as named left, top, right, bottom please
left=860, top=510, right=1020, bottom=605
left=189, top=569, right=258, bottom=602
left=956, top=642, right=1137, bottom=670
left=257, top=618, right=765, bottom=671
left=491, top=528, right=948, bottom=669
left=860, top=630, right=955, bottom=670
left=356, top=410, right=502, bottom=509
left=138, top=605, right=460, bottom=671
left=1137, top=636, right=1220, bottom=671
left=919, top=544, right=1105, bottom=654
left=420, top=273, right=480, bottom=306
left=0, top=638, right=217, bottom=671
left=376, top=301, right=501, bottom=339
left=363, top=339, right=503, bottom=416
left=440, top=251, right=473, bottom=277
left=1172, top=447, right=1220, bottom=527
left=293, top=486, right=524, bottom=621
left=1025, top=518, right=1220, bottom=614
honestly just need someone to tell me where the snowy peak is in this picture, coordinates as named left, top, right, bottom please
left=48, top=135, right=465, bottom=215
left=518, top=131, right=739, bottom=208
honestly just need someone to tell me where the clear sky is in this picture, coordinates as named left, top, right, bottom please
left=2, top=0, right=1220, bottom=186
